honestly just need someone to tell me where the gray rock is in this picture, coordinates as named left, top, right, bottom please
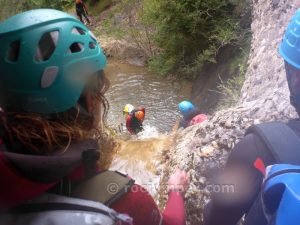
left=157, top=1, right=299, bottom=225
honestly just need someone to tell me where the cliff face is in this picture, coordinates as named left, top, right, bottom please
left=160, top=1, right=300, bottom=224
left=239, top=0, right=299, bottom=118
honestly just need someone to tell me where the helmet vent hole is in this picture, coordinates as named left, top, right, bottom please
left=35, top=30, right=59, bottom=62
left=41, top=66, right=59, bottom=89
left=69, top=43, right=84, bottom=53
left=88, top=31, right=97, bottom=42
left=72, top=27, right=86, bottom=35
left=89, top=42, right=97, bottom=49
left=7, top=40, right=20, bottom=62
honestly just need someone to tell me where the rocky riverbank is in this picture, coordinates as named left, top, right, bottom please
left=158, top=1, right=300, bottom=224
left=99, top=36, right=147, bottom=66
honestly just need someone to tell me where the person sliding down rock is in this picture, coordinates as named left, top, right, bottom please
left=203, top=8, right=300, bottom=225
left=178, top=100, right=208, bottom=128
left=126, top=106, right=145, bottom=134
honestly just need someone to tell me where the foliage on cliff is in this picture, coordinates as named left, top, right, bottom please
left=142, top=0, right=251, bottom=77
left=96, top=0, right=251, bottom=79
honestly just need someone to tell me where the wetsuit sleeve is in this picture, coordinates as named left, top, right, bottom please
left=126, top=115, right=134, bottom=134
left=162, top=191, right=185, bottom=225
left=111, top=184, right=163, bottom=225
left=203, top=133, right=276, bottom=225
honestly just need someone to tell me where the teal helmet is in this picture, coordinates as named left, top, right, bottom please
left=178, top=100, right=195, bottom=118
left=0, top=9, right=106, bottom=114
left=279, top=9, right=300, bottom=69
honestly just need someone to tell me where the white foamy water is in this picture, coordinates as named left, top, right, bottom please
left=109, top=133, right=170, bottom=197
left=137, top=124, right=161, bottom=139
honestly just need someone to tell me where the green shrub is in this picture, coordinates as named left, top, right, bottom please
left=141, top=0, right=251, bottom=77
left=215, top=44, right=250, bottom=109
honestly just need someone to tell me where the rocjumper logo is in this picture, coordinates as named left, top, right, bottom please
left=106, top=182, right=235, bottom=194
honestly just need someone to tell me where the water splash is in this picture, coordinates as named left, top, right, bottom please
left=110, top=131, right=171, bottom=197
left=137, top=124, right=162, bottom=139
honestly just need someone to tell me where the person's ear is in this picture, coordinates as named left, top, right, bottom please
left=85, top=92, right=95, bottom=113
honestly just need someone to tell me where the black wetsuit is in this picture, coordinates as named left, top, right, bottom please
left=76, top=1, right=90, bottom=24
left=179, top=109, right=202, bottom=128
left=204, top=119, right=300, bottom=225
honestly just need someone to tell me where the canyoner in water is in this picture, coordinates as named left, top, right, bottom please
left=203, top=8, right=300, bottom=225
left=125, top=105, right=145, bottom=135
left=0, top=9, right=189, bottom=225
left=116, top=103, right=135, bottom=134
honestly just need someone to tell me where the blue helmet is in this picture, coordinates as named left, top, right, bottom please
left=279, top=9, right=300, bottom=116
left=279, top=9, right=300, bottom=69
left=178, top=101, right=195, bottom=118
left=263, top=164, right=300, bottom=225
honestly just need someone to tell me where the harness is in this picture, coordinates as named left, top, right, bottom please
left=50, top=170, right=135, bottom=206
left=0, top=137, right=135, bottom=224
left=246, top=121, right=300, bottom=164
left=243, top=121, right=300, bottom=225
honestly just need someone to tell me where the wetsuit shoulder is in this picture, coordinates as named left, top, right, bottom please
left=126, top=112, right=143, bottom=134
left=184, top=109, right=201, bottom=121
left=111, top=184, right=185, bottom=225
left=226, top=133, right=277, bottom=168
left=189, top=114, right=208, bottom=126
left=286, top=119, right=300, bottom=138
left=75, top=1, right=84, bottom=10
left=111, top=184, right=163, bottom=225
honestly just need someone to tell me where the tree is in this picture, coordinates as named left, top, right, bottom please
left=141, top=0, right=250, bottom=77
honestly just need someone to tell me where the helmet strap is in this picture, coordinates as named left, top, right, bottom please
left=290, top=95, right=300, bottom=117
left=76, top=102, right=95, bottom=119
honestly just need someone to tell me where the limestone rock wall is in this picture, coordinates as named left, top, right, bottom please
left=239, top=0, right=299, bottom=118
left=160, top=1, right=300, bottom=224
